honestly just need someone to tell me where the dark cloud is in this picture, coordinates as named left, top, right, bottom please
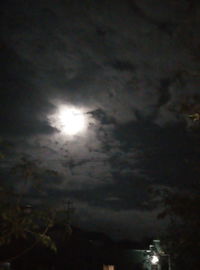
left=0, top=45, right=56, bottom=137
left=72, top=201, right=165, bottom=241
left=108, top=60, right=136, bottom=72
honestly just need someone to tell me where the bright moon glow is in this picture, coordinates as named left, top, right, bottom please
left=49, top=106, right=87, bottom=136
left=48, top=104, right=92, bottom=137
left=58, top=107, right=86, bottom=135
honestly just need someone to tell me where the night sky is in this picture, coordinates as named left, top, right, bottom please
left=1, top=0, right=200, bottom=241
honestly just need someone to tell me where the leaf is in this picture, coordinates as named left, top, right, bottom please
left=36, top=234, right=57, bottom=252
left=189, top=112, right=200, bottom=121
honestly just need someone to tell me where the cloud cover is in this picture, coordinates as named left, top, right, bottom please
left=1, top=0, right=200, bottom=240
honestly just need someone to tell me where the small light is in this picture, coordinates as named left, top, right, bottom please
left=151, top=255, right=159, bottom=265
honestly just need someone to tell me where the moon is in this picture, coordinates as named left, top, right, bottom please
left=58, top=106, right=86, bottom=135
left=47, top=104, right=86, bottom=136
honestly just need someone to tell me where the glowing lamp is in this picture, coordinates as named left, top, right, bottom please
left=151, top=255, right=159, bottom=265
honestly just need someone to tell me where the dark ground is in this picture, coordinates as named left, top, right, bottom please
left=0, top=225, right=152, bottom=270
